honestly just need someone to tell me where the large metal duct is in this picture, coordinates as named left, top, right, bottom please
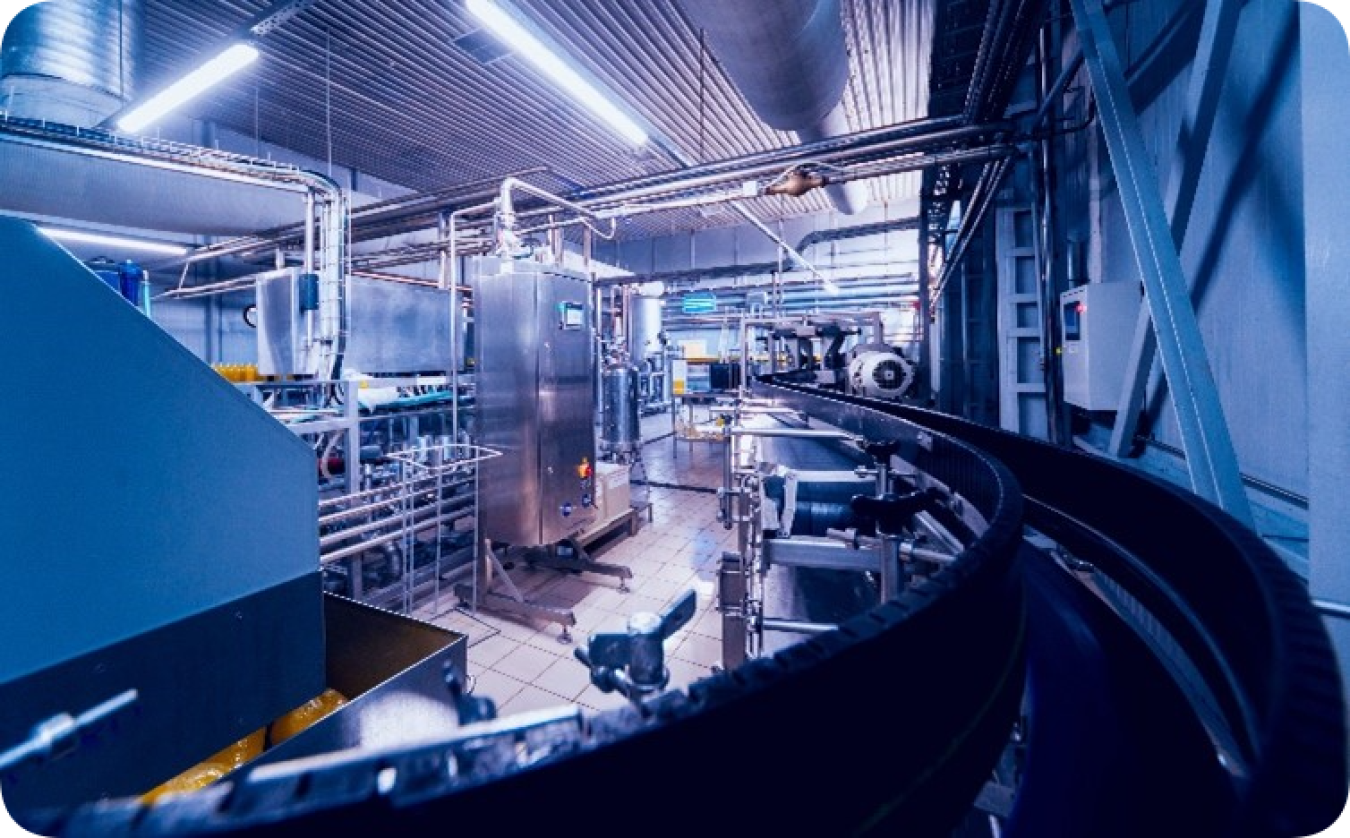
left=0, top=0, right=142, bottom=127
left=0, top=134, right=310, bottom=235
left=679, top=0, right=870, bottom=215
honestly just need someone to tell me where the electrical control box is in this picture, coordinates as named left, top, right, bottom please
left=1060, top=282, right=1141, bottom=411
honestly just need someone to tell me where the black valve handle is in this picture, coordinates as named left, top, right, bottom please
left=850, top=488, right=942, bottom=535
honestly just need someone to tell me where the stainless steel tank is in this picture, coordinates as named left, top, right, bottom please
left=601, top=361, right=641, bottom=455
left=628, top=294, right=664, bottom=362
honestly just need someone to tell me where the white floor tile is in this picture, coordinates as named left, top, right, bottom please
left=473, top=669, right=526, bottom=705
left=689, top=608, right=724, bottom=641
left=635, top=575, right=688, bottom=602
left=493, top=643, right=561, bottom=683
left=474, top=613, right=543, bottom=642
left=583, top=585, right=634, bottom=612
left=520, top=625, right=583, bottom=655
left=654, top=563, right=696, bottom=586
left=498, top=684, right=575, bottom=716
left=467, top=633, right=520, bottom=668
left=533, top=656, right=594, bottom=701
left=672, top=632, right=723, bottom=668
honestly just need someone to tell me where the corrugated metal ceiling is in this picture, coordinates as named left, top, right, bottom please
left=142, top=0, right=933, bottom=237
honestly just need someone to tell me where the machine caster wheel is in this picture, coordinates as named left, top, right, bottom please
left=558, top=627, right=573, bottom=645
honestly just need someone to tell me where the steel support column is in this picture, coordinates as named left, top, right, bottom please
left=1068, top=0, right=1252, bottom=525
left=1108, top=0, right=1245, bottom=459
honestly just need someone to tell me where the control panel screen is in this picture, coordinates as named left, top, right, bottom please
left=1063, top=301, right=1082, bottom=341
left=558, top=302, right=585, bottom=330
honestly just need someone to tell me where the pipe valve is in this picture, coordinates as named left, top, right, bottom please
left=574, top=591, right=697, bottom=703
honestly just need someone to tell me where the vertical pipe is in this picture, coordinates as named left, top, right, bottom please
left=879, top=535, right=903, bottom=601
left=303, top=191, right=316, bottom=273
left=439, top=212, right=461, bottom=447
left=918, top=198, right=933, bottom=401
left=344, top=380, right=359, bottom=495
left=740, top=320, right=749, bottom=395
left=736, top=476, right=751, bottom=560
left=595, top=283, right=604, bottom=427
left=720, top=426, right=735, bottom=528
left=875, top=454, right=890, bottom=497
left=1036, top=24, right=1066, bottom=446
left=304, top=191, right=316, bottom=354
left=959, top=254, right=971, bottom=418
left=437, top=211, right=449, bottom=289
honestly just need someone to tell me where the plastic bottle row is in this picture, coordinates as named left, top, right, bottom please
left=212, top=363, right=259, bottom=382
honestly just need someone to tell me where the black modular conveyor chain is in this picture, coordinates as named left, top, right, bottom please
left=27, top=393, right=1028, bottom=837
left=756, top=374, right=1348, bottom=837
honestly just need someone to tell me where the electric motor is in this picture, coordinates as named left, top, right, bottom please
left=847, top=350, right=915, bottom=400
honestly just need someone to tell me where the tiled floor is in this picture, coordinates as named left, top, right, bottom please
left=414, top=417, right=736, bottom=715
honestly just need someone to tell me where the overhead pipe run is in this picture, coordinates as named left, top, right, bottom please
left=678, top=0, right=870, bottom=214
left=172, top=117, right=1004, bottom=269
left=0, top=116, right=349, bottom=379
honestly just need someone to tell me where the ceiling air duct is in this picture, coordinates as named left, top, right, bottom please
left=679, top=0, right=869, bottom=214
left=0, top=0, right=143, bottom=127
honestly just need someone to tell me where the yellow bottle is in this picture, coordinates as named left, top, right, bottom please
left=269, top=689, right=348, bottom=746
left=141, top=761, right=229, bottom=803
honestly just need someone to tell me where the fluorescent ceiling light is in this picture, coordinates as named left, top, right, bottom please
left=41, top=228, right=189, bottom=256
left=117, top=43, right=260, bottom=133
left=465, top=0, right=648, bottom=145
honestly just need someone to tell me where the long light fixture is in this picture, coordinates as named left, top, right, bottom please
left=465, top=0, right=648, bottom=146
left=117, top=43, right=260, bottom=133
left=41, top=227, right=189, bottom=256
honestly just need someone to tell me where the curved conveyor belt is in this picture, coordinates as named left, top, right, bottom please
left=24, top=378, right=1346, bottom=837
left=758, top=375, right=1347, bottom=836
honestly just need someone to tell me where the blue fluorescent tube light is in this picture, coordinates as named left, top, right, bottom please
left=117, top=43, right=260, bottom=133
left=41, top=228, right=189, bottom=256
left=465, top=0, right=648, bottom=146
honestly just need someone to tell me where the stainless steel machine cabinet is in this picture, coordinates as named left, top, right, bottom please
left=472, top=258, right=597, bottom=545
left=601, top=361, right=641, bottom=455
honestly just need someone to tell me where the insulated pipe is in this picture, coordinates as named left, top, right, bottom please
left=678, top=0, right=868, bottom=214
